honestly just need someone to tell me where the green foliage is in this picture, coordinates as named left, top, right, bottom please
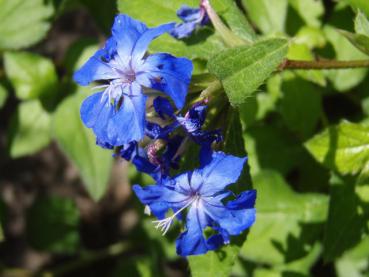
left=189, top=244, right=241, bottom=277
left=305, top=121, right=369, bottom=175
left=279, top=76, right=322, bottom=138
left=240, top=170, right=328, bottom=265
left=343, top=0, right=369, bottom=18
left=4, top=51, right=58, bottom=100
left=208, top=39, right=288, bottom=106
left=339, top=11, right=369, bottom=56
left=324, top=26, right=368, bottom=91
left=26, top=196, right=80, bottom=253
left=1, top=1, right=369, bottom=276
left=7, top=100, right=52, bottom=158
left=0, top=0, right=54, bottom=50
left=241, top=0, right=288, bottom=34
left=53, top=89, right=113, bottom=201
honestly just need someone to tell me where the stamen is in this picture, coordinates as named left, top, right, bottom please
left=151, top=196, right=198, bottom=236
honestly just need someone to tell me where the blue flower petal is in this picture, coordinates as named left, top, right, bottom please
left=136, top=53, right=193, bottom=109
left=73, top=48, right=120, bottom=86
left=226, top=190, right=257, bottom=210
left=132, top=184, right=169, bottom=219
left=176, top=205, right=211, bottom=256
left=80, top=85, right=146, bottom=146
left=177, top=5, right=203, bottom=22
left=153, top=96, right=175, bottom=119
left=133, top=182, right=190, bottom=219
left=203, top=201, right=256, bottom=236
left=170, top=21, right=198, bottom=39
left=112, top=15, right=148, bottom=60
left=112, top=14, right=174, bottom=63
left=131, top=23, right=175, bottom=62
left=197, top=152, right=247, bottom=195
left=145, top=121, right=177, bottom=140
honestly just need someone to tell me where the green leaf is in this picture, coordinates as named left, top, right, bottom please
left=338, top=30, right=369, bottom=56
left=288, top=0, right=324, bottom=27
left=0, top=0, right=54, bottom=50
left=241, top=0, right=288, bottom=34
left=0, top=84, right=8, bottom=109
left=117, top=0, right=229, bottom=60
left=240, top=170, right=328, bottom=265
left=244, top=124, right=304, bottom=175
left=342, top=0, right=369, bottom=18
left=79, top=0, right=116, bottom=35
left=279, top=77, right=322, bottom=138
left=189, top=243, right=241, bottom=277
left=324, top=26, right=368, bottom=91
left=335, top=236, right=369, bottom=277
left=7, top=100, right=52, bottom=158
left=340, top=11, right=369, bottom=55
left=52, top=89, right=113, bottom=201
left=208, top=39, right=288, bottom=106
left=355, top=10, right=369, bottom=35
left=323, top=174, right=369, bottom=261
left=221, top=1, right=256, bottom=43
left=4, top=51, right=58, bottom=100
left=26, top=196, right=80, bottom=254
left=305, top=121, right=369, bottom=175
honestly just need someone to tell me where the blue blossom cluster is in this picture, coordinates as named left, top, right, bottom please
left=74, top=4, right=256, bottom=257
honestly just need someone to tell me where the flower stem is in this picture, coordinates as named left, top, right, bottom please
left=279, top=59, right=369, bottom=70
left=201, top=0, right=248, bottom=47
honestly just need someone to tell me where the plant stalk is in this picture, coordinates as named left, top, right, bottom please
left=279, top=59, right=369, bottom=70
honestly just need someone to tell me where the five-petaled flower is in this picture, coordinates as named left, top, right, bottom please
left=133, top=152, right=256, bottom=256
left=170, top=4, right=209, bottom=39
left=74, top=15, right=193, bottom=146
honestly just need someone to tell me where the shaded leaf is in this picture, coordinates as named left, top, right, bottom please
left=244, top=124, right=304, bottom=175
left=0, top=84, right=8, bottom=109
left=288, top=0, right=324, bottom=27
left=343, top=0, right=369, bottom=18
left=323, top=174, right=369, bottom=261
left=26, top=196, right=80, bottom=254
left=279, top=77, right=322, bottom=138
left=240, top=170, right=328, bottom=265
left=52, top=89, right=113, bottom=201
left=208, top=39, right=288, bottom=106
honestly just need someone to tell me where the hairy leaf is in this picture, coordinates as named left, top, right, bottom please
left=208, top=39, right=288, bottom=106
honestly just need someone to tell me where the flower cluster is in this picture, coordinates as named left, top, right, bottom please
left=74, top=4, right=256, bottom=257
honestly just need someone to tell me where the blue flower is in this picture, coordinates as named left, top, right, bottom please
left=119, top=136, right=183, bottom=181
left=147, top=97, right=222, bottom=163
left=133, top=152, right=256, bottom=256
left=74, top=15, right=193, bottom=146
left=170, top=5, right=209, bottom=39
